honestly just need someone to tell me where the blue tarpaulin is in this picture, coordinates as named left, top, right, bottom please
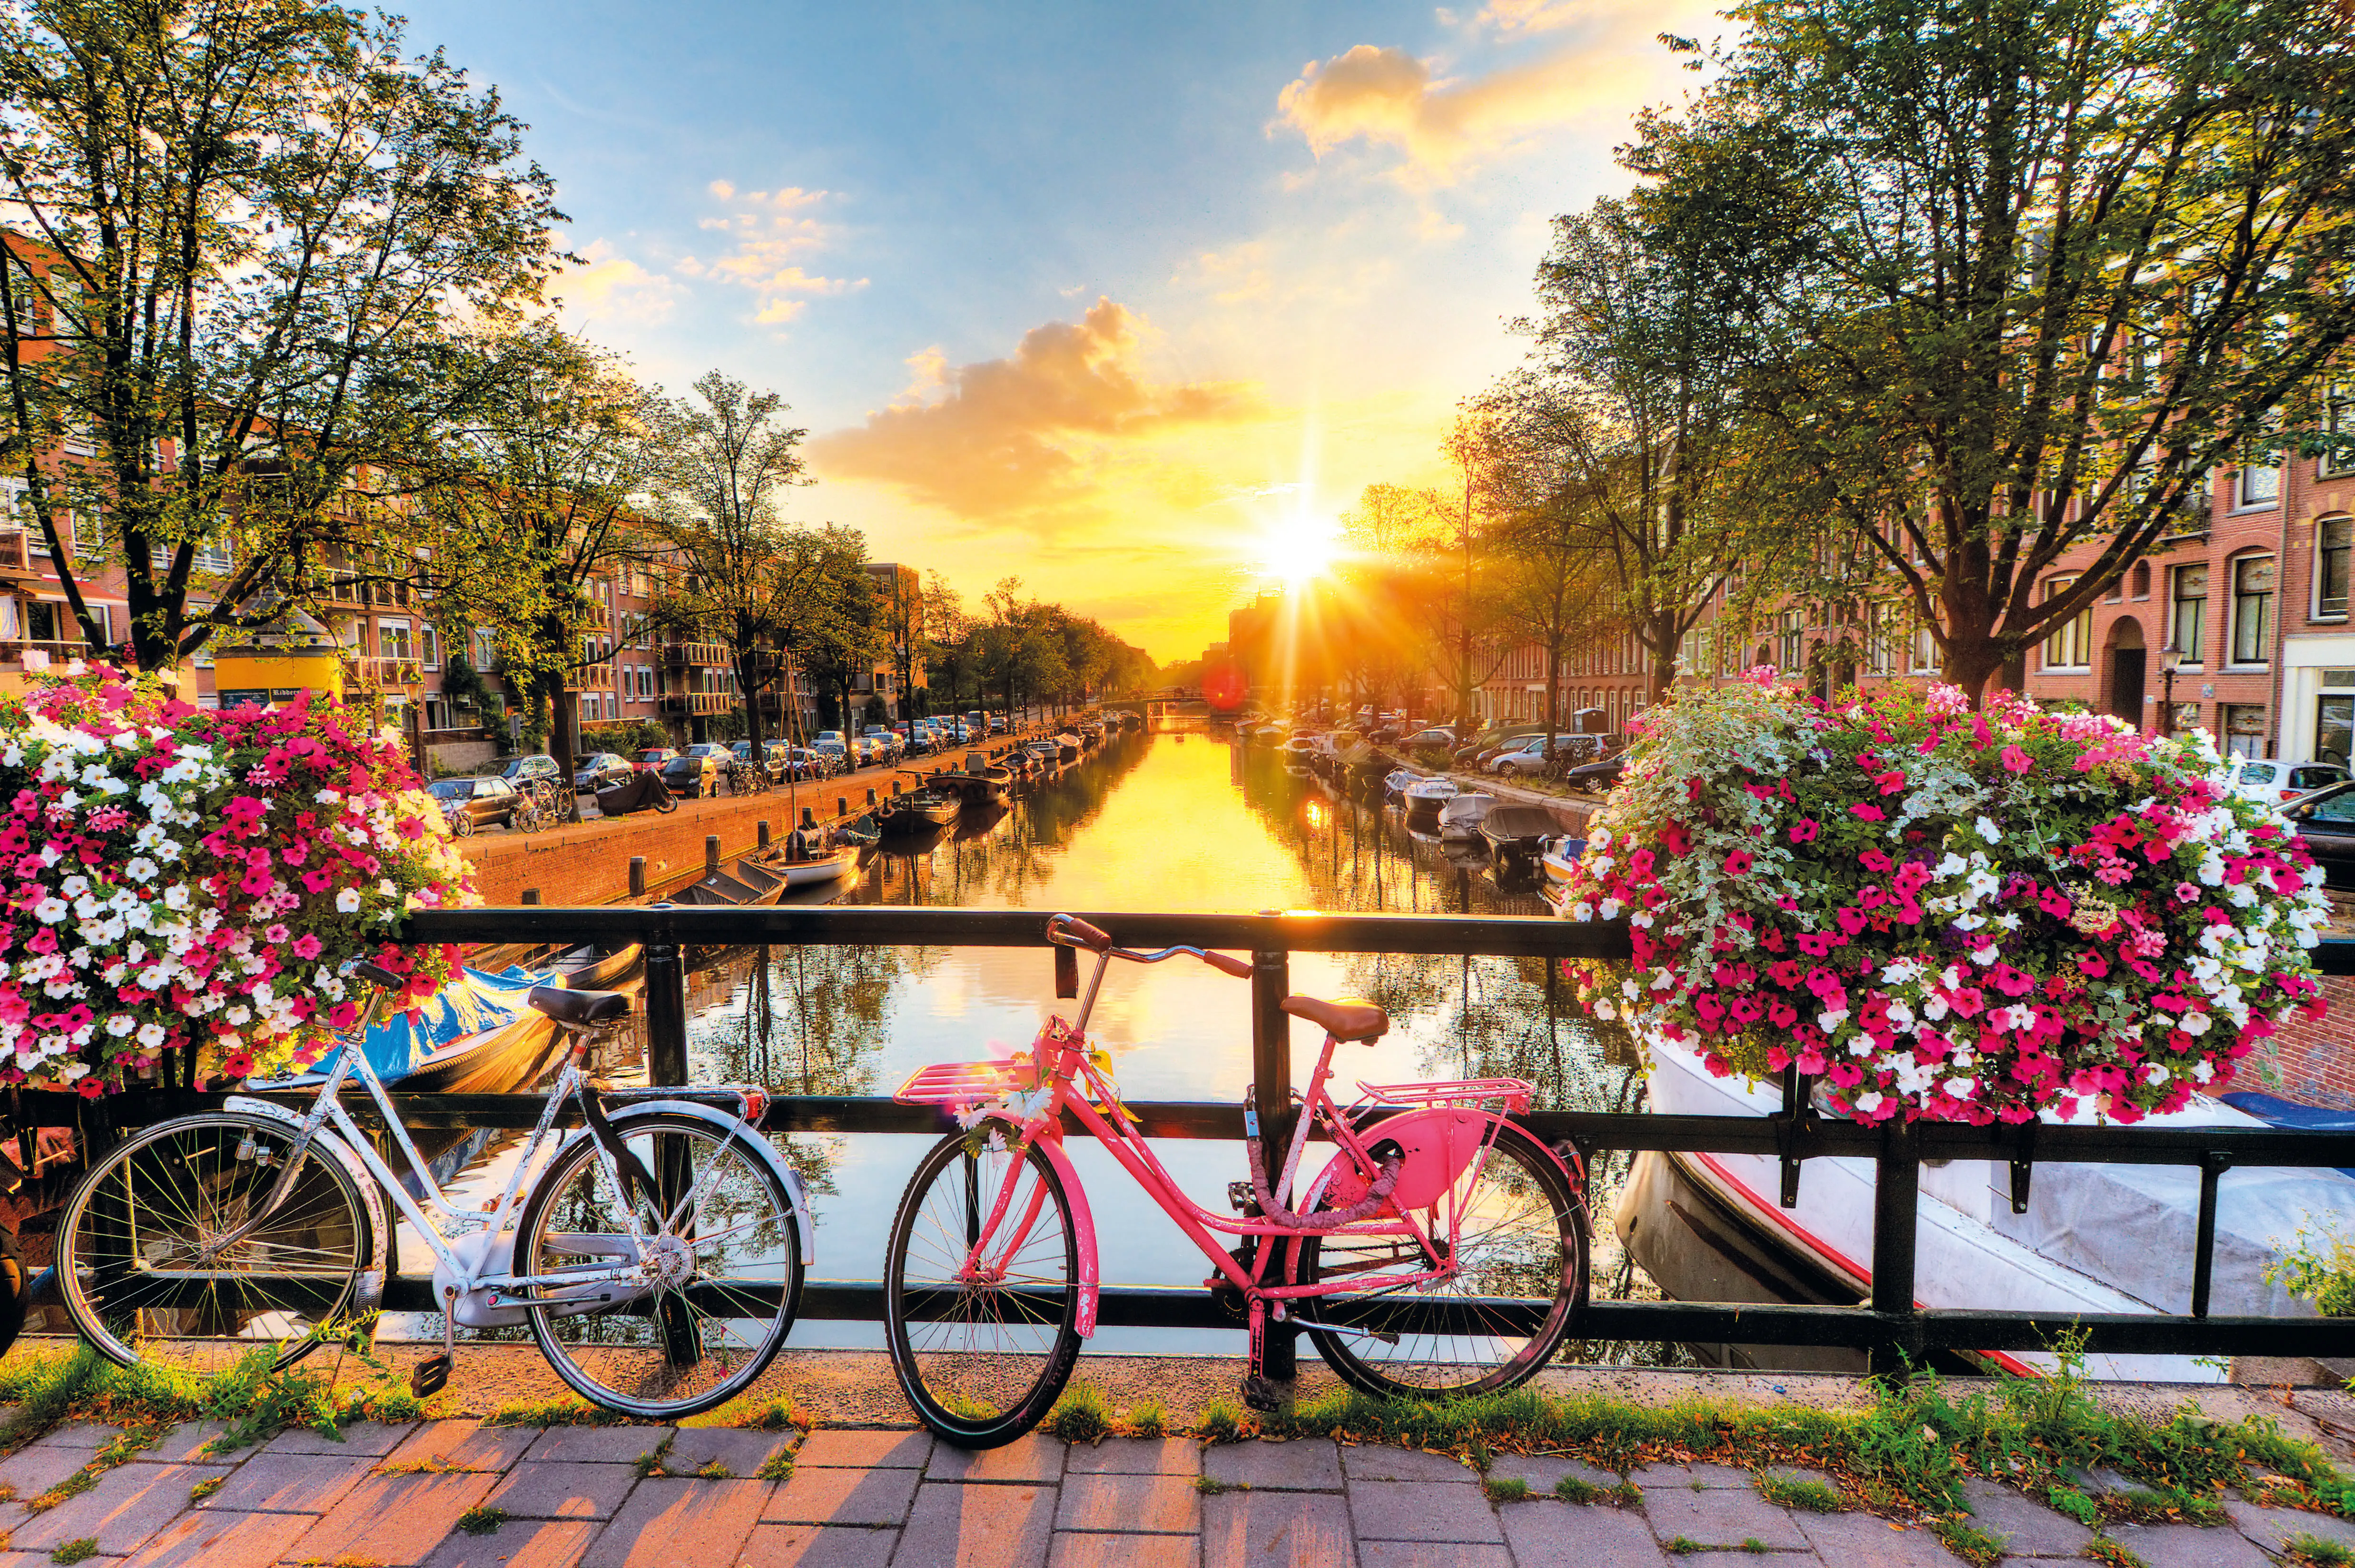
left=358, top=966, right=547, bottom=1083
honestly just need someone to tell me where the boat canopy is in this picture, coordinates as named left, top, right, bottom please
left=1481, top=806, right=1560, bottom=842
left=355, top=965, right=549, bottom=1082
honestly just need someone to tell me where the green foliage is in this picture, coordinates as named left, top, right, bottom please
left=1930, top=1519, right=2004, bottom=1567
left=2286, top=1532, right=2355, bottom=1568
left=48, top=1538, right=96, bottom=1564
left=1665, top=1537, right=1702, bottom=1555
left=1196, top=1400, right=1246, bottom=1446
left=189, top=1476, right=223, bottom=1502
left=1483, top=1476, right=1531, bottom=1503
left=1124, top=1396, right=1167, bottom=1440
left=2270, top=1229, right=2355, bottom=1318
left=1044, top=1383, right=1112, bottom=1445
left=1193, top=1476, right=1236, bottom=1496
left=633, top=1435, right=677, bottom=1478
left=756, top=1452, right=796, bottom=1482
left=455, top=1506, right=508, bottom=1537
left=485, top=1397, right=621, bottom=1429
left=581, top=719, right=668, bottom=756
left=2045, top=1486, right=2100, bottom=1526
left=1755, top=1473, right=1843, bottom=1512
left=2084, top=1540, right=2149, bottom=1568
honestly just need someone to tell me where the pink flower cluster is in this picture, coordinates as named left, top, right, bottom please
left=0, top=666, right=476, bottom=1092
left=1562, top=674, right=2330, bottom=1124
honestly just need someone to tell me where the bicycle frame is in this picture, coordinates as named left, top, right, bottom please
left=227, top=1027, right=686, bottom=1315
left=901, top=931, right=1545, bottom=1350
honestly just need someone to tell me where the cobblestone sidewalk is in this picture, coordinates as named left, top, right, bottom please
left=0, top=1417, right=2346, bottom=1568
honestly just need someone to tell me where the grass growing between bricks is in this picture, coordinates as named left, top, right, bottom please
left=2287, top=1533, right=2355, bottom=1568
left=454, top=1506, right=507, bottom=1537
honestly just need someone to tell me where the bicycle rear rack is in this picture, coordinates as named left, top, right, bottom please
left=1352, top=1077, right=1534, bottom=1114
left=894, top=1059, right=1039, bottom=1107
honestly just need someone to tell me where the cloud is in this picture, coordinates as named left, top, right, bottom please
left=552, top=239, right=686, bottom=325
left=676, top=184, right=867, bottom=326
left=1275, top=18, right=1679, bottom=183
left=1442, top=0, right=1587, bottom=35
left=810, top=298, right=1265, bottom=523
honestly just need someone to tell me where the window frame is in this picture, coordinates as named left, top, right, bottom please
left=2041, top=576, right=2093, bottom=671
left=2320, top=516, right=2353, bottom=621
left=2169, top=563, right=2208, bottom=665
left=2228, top=553, right=2276, bottom=667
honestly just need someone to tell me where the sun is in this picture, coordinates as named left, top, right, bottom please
left=1258, top=514, right=1340, bottom=585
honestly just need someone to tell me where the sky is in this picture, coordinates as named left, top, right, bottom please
left=395, top=0, right=1727, bottom=664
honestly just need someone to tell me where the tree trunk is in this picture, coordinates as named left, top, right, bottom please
left=741, top=651, right=767, bottom=754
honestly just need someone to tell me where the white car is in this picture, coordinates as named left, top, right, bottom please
left=2231, top=758, right=2350, bottom=807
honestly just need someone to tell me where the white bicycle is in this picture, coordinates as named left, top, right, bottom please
left=54, top=967, right=812, bottom=1418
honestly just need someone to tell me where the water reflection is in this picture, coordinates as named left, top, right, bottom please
left=661, top=724, right=1657, bottom=1356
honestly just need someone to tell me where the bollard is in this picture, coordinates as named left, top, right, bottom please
left=867, top=788, right=877, bottom=807
left=521, top=888, right=540, bottom=906
left=1250, top=910, right=1297, bottom=1383
left=838, top=796, right=849, bottom=818
left=758, top=820, right=771, bottom=848
left=629, top=857, right=646, bottom=897
left=705, top=836, right=720, bottom=878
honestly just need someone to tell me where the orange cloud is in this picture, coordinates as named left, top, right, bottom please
left=553, top=239, right=686, bottom=324
left=809, top=298, right=1263, bottom=523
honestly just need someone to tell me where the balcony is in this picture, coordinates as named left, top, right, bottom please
left=661, top=641, right=732, bottom=668
left=349, top=656, right=422, bottom=688
left=0, top=639, right=88, bottom=671
left=0, top=529, right=32, bottom=576
left=660, top=692, right=733, bottom=716
left=575, top=662, right=615, bottom=690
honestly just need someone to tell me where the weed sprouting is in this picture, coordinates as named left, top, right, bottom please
left=455, top=1506, right=507, bottom=1537
left=2286, top=1532, right=2355, bottom=1568
left=1483, top=1476, right=1531, bottom=1503
left=1043, top=1383, right=1111, bottom=1445
left=1755, top=1473, right=1843, bottom=1512
left=1124, top=1396, right=1167, bottom=1439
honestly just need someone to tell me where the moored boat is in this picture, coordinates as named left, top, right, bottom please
left=1436, top=790, right=1497, bottom=839
left=1402, top=776, right=1458, bottom=828
left=1478, top=804, right=1559, bottom=879
left=879, top=788, right=962, bottom=832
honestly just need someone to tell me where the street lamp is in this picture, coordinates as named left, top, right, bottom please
left=2158, top=640, right=2177, bottom=737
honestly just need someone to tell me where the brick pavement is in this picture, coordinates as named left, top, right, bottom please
left=0, top=1419, right=2336, bottom=1567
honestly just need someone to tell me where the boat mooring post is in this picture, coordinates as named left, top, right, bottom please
left=644, top=903, right=687, bottom=1087
left=705, top=836, right=720, bottom=878
left=1870, top=1120, right=1921, bottom=1372
left=759, top=820, right=771, bottom=848
left=1250, top=910, right=1298, bottom=1384
left=629, top=857, right=646, bottom=897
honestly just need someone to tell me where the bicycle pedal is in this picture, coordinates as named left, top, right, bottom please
left=408, top=1353, right=452, bottom=1398
left=1239, top=1375, right=1289, bottom=1414
left=1226, top=1181, right=1257, bottom=1213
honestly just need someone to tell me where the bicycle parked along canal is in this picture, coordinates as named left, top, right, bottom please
left=884, top=913, right=1591, bottom=1448
left=54, top=968, right=810, bottom=1419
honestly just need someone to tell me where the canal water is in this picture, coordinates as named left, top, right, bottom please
left=650, top=721, right=1654, bottom=1356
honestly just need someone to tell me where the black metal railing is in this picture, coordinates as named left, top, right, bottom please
left=74, top=906, right=2355, bottom=1376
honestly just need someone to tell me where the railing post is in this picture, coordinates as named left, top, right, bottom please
left=1250, top=911, right=1296, bottom=1382
left=645, top=906, right=688, bottom=1087
left=1870, top=1119, right=1921, bottom=1374
left=2190, top=1150, right=2232, bottom=1320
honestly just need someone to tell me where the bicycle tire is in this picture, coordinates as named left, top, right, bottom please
left=653, top=790, right=678, bottom=815
left=884, top=1123, right=1081, bottom=1448
left=1293, top=1120, right=1585, bottom=1400
left=513, top=1108, right=802, bottom=1420
left=449, top=810, right=474, bottom=838
left=57, top=1112, right=372, bottom=1377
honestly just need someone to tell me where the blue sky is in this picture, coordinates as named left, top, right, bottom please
left=398, top=0, right=1724, bottom=659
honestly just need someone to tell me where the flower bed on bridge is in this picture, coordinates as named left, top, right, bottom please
left=0, top=665, right=474, bottom=1090
left=1561, top=672, right=2330, bottom=1124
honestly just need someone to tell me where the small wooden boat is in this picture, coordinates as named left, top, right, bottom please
left=1056, top=734, right=1082, bottom=763
left=879, top=788, right=961, bottom=833
left=1383, top=769, right=1419, bottom=807
left=1539, top=836, right=1586, bottom=887
left=835, top=811, right=882, bottom=848
left=747, top=844, right=862, bottom=885
left=1437, top=791, right=1497, bottom=840
left=1402, top=776, right=1458, bottom=827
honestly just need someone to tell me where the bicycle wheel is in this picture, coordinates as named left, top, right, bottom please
left=513, top=1109, right=802, bottom=1420
left=58, top=1113, right=371, bottom=1376
left=884, top=1123, right=1081, bottom=1448
left=1294, top=1120, right=1585, bottom=1399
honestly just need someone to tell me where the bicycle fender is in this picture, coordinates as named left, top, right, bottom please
left=1025, top=1133, right=1101, bottom=1338
left=583, top=1100, right=816, bottom=1267
left=220, top=1097, right=391, bottom=1320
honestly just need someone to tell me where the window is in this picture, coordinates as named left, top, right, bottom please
left=2327, top=385, right=2355, bottom=479
left=2230, top=556, right=2275, bottom=664
left=2222, top=703, right=2268, bottom=759
left=1778, top=611, right=1803, bottom=672
left=2131, top=562, right=2150, bottom=600
left=1910, top=622, right=1940, bottom=675
left=2322, top=518, right=2352, bottom=620
left=2238, top=456, right=2281, bottom=509
left=378, top=619, right=413, bottom=661
left=2170, top=565, right=2207, bottom=662
left=420, top=625, right=440, bottom=669
left=2042, top=577, right=2092, bottom=669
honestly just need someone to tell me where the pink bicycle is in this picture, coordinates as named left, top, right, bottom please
left=883, top=914, right=1590, bottom=1448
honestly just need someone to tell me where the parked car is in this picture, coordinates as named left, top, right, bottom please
left=2231, top=758, right=2351, bottom=808
left=988, top=714, right=1006, bottom=734
left=1490, top=736, right=1559, bottom=778
left=632, top=747, right=679, bottom=775
left=1404, top=726, right=1457, bottom=749
left=863, top=726, right=903, bottom=762
left=2285, top=780, right=2355, bottom=888
left=572, top=752, right=633, bottom=792
left=428, top=775, right=537, bottom=836
left=1453, top=725, right=1547, bottom=770
left=1562, top=753, right=1631, bottom=796
left=661, top=742, right=731, bottom=799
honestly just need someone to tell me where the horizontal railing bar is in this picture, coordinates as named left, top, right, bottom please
left=355, top=1275, right=2354, bottom=1353
left=404, top=904, right=2355, bottom=975
left=60, top=1092, right=2355, bottom=1165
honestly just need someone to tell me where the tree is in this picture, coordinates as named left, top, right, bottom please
left=921, top=571, right=976, bottom=712
left=424, top=325, right=655, bottom=816
left=0, top=0, right=561, bottom=669
left=1639, top=0, right=2355, bottom=699
left=1482, top=409, right=1613, bottom=759
left=644, top=371, right=828, bottom=754
left=872, top=563, right=924, bottom=719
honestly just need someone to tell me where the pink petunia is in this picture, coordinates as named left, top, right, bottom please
left=1790, top=819, right=1820, bottom=844
left=2000, top=745, right=2033, bottom=774
left=1724, top=848, right=1754, bottom=876
left=1850, top=803, right=1886, bottom=822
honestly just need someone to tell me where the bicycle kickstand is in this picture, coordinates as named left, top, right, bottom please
left=1240, top=1299, right=1288, bottom=1414
left=411, top=1286, right=457, bottom=1399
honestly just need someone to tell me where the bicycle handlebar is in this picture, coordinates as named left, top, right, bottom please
left=1044, top=915, right=1250, bottom=979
